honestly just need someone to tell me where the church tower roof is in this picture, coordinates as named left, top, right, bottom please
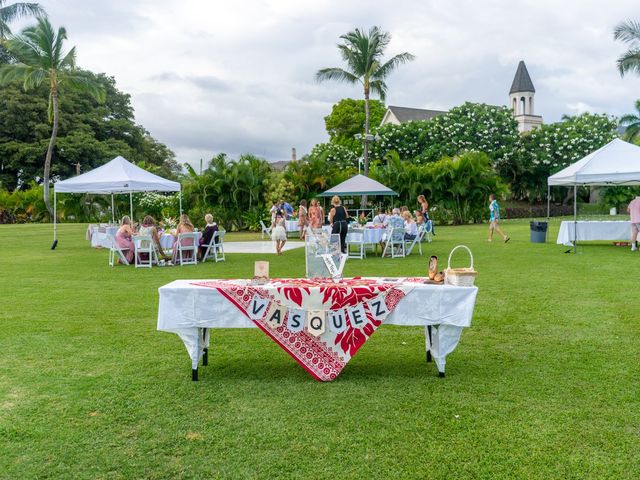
left=509, top=60, right=535, bottom=94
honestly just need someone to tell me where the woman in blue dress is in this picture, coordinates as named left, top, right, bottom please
left=488, top=194, right=510, bottom=243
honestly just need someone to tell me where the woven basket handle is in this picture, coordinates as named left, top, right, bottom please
left=447, top=245, right=474, bottom=270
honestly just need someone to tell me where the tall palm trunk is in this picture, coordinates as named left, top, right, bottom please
left=44, top=89, right=59, bottom=218
left=363, top=85, right=370, bottom=177
left=361, top=84, right=371, bottom=209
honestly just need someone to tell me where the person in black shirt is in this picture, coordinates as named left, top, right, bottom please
left=198, top=213, right=219, bottom=260
left=328, top=195, right=349, bottom=254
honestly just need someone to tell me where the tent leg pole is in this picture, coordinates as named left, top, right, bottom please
left=546, top=185, right=551, bottom=220
left=129, top=192, right=133, bottom=223
left=573, top=185, right=577, bottom=254
left=111, top=193, right=115, bottom=224
left=179, top=191, right=183, bottom=216
left=546, top=185, right=551, bottom=243
left=52, top=190, right=58, bottom=249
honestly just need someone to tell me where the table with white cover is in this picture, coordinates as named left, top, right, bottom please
left=285, top=220, right=299, bottom=232
left=556, top=221, right=639, bottom=246
left=159, top=232, right=202, bottom=250
left=157, top=277, right=478, bottom=381
left=88, top=226, right=118, bottom=248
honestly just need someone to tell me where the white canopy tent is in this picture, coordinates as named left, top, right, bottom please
left=547, top=138, right=640, bottom=252
left=53, top=155, right=181, bottom=246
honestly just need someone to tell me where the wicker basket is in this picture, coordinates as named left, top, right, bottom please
left=444, top=245, right=477, bottom=286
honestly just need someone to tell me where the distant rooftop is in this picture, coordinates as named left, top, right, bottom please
left=510, top=60, right=535, bottom=94
left=387, top=105, right=447, bottom=123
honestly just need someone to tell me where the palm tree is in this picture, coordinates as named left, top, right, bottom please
left=614, top=19, right=640, bottom=77
left=0, top=17, right=105, bottom=217
left=620, top=99, right=640, bottom=142
left=316, top=26, right=414, bottom=177
left=0, top=1, right=44, bottom=39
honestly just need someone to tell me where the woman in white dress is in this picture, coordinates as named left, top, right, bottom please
left=271, top=215, right=287, bottom=255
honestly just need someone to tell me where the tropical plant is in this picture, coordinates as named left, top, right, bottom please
left=619, top=99, right=640, bottom=142
left=424, top=152, right=507, bottom=224
left=315, top=26, right=414, bottom=176
left=324, top=98, right=385, bottom=152
left=0, top=1, right=44, bottom=40
left=505, top=112, right=618, bottom=202
left=614, top=19, right=640, bottom=77
left=0, top=71, right=178, bottom=190
left=308, top=142, right=359, bottom=169
left=0, top=17, right=105, bottom=217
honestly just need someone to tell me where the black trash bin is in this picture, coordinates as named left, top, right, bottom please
left=530, top=221, right=548, bottom=243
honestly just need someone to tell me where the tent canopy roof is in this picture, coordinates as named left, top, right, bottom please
left=548, top=138, right=640, bottom=186
left=317, top=174, right=398, bottom=197
left=54, top=156, right=181, bottom=194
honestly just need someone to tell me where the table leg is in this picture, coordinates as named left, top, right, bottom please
left=438, top=371, right=445, bottom=378
left=192, top=368, right=198, bottom=381
left=426, top=325, right=433, bottom=363
left=202, top=328, right=209, bottom=366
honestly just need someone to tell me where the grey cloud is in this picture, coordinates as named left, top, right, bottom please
left=34, top=0, right=640, bottom=165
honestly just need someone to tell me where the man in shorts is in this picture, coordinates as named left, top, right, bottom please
left=488, top=194, right=510, bottom=243
left=627, top=196, right=640, bottom=251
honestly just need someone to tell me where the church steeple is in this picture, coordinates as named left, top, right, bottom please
left=510, top=61, right=535, bottom=94
left=509, top=60, right=542, bottom=132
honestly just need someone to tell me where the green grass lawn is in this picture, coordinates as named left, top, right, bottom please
left=1, top=221, right=638, bottom=479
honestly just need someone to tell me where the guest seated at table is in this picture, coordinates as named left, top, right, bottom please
left=384, top=208, right=404, bottom=229
left=115, top=215, right=135, bottom=264
left=372, top=208, right=387, bottom=225
left=172, top=214, right=196, bottom=263
left=139, top=215, right=170, bottom=261
left=416, top=213, right=425, bottom=226
left=403, top=211, right=418, bottom=241
left=198, top=213, right=219, bottom=260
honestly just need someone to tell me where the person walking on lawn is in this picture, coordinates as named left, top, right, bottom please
left=488, top=194, right=510, bottom=243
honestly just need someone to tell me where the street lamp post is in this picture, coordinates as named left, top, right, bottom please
left=354, top=133, right=380, bottom=209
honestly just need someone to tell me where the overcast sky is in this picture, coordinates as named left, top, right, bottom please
left=16, top=0, right=640, bottom=166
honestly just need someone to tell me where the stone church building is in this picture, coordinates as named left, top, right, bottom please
left=380, top=60, right=543, bottom=133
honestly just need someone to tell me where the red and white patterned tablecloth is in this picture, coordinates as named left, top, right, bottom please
left=157, top=278, right=478, bottom=381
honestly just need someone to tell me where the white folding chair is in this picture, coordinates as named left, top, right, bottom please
left=346, top=230, right=366, bottom=259
left=133, top=235, right=156, bottom=268
left=213, top=230, right=225, bottom=262
left=108, top=235, right=129, bottom=266
left=382, top=227, right=406, bottom=258
left=422, top=220, right=433, bottom=243
left=201, top=230, right=220, bottom=263
left=405, top=228, right=425, bottom=256
left=176, top=232, right=198, bottom=265
left=260, top=220, right=272, bottom=240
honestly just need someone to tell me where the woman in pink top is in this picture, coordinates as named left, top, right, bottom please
left=115, top=215, right=135, bottom=264
left=627, top=196, right=640, bottom=251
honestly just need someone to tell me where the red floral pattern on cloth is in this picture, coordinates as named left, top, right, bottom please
left=192, top=277, right=419, bottom=381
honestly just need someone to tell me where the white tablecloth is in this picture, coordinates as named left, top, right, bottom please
left=89, top=227, right=118, bottom=248
left=321, top=226, right=386, bottom=244
left=557, top=221, right=639, bottom=246
left=285, top=220, right=299, bottom=232
left=159, top=232, right=202, bottom=249
left=158, top=278, right=477, bottom=377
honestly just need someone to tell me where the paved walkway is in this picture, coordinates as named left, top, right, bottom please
left=223, top=241, right=305, bottom=254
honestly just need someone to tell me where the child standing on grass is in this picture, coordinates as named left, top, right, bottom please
left=488, top=194, right=510, bottom=243
left=271, top=215, right=287, bottom=255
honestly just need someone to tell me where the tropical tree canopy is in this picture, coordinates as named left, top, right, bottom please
left=619, top=99, right=640, bottom=143
left=0, top=1, right=45, bottom=39
left=315, top=26, right=414, bottom=176
left=614, top=19, right=640, bottom=77
left=324, top=98, right=385, bottom=152
left=0, top=17, right=105, bottom=216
